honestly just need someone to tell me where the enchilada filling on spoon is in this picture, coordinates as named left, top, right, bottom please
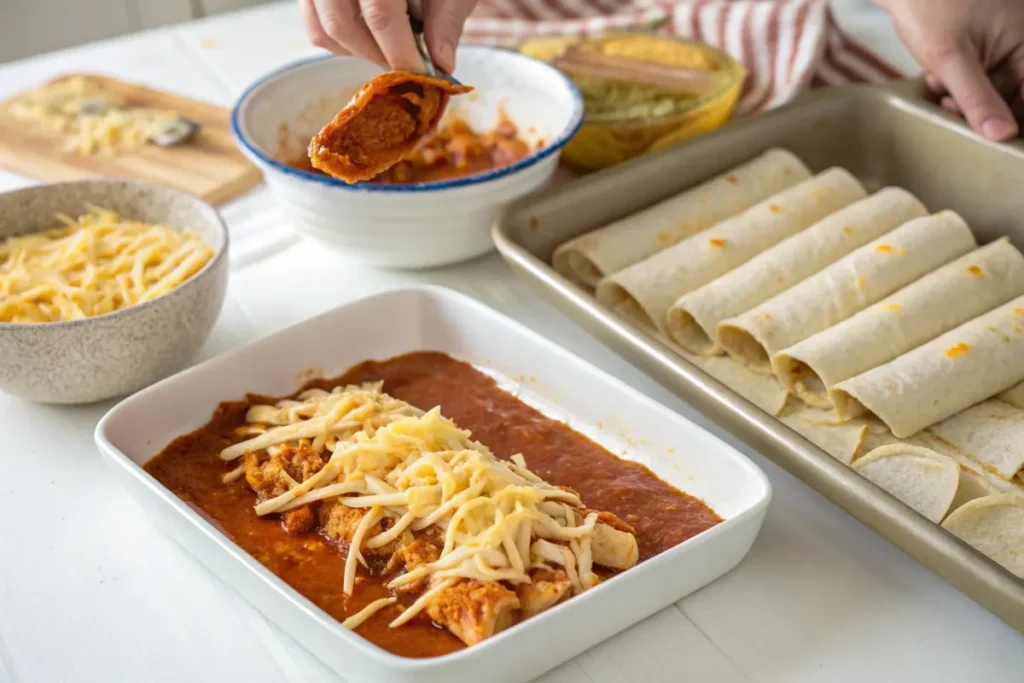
left=308, top=71, right=472, bottom=183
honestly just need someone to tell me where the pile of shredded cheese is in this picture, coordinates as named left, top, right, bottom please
left=0, top=207, right=214, bottom=323
left=6, top=75, right=183, bottom=155
left=222, top=383, right=618, bottom=630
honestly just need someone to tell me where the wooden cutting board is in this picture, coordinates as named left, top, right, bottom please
left=0, top=74, right=262, bottom=205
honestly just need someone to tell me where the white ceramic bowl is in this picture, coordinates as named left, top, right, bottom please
left=231, top=47, right=583, bottom=269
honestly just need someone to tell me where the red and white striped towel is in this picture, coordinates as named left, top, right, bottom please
left=463, top=0, right=907, bottom=115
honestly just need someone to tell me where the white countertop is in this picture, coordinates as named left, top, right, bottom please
left=0, top=3, right=1020, bottom=682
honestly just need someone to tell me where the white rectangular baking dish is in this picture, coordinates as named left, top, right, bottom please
left=94, top=285, right=771, bottom=683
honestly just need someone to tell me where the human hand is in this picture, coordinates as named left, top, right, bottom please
left=299, top=0, right=477, bottom=73
left=876, top=0, right=1024, bottom=141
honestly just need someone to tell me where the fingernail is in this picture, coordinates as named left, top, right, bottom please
left=438, top=41, right=455, bottom=73
left=981, top=117, right=1017, bottom=141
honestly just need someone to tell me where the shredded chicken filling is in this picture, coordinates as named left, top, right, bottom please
left=221, top=382, right=638, bottom=644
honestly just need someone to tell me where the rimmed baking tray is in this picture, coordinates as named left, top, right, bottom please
left=492, top=80, right=1024, bottom=632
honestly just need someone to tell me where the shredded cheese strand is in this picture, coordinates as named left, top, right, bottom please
left=344, top=506, right=386, bottom=595
left=341, top=597, right=396, bottom=630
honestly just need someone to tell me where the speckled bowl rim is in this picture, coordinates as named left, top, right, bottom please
left=0, top=179, right=229, bottom=331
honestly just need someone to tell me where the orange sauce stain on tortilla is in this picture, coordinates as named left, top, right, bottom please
left=875, top=244, right=893, bottom=254
left=708, top=237, right=727, bottom=248
left=657, top=230, right=672, bottom=244
left=529, top=216, right=540, bottom=232
left=881, top=302, right=901, bottom=312
left=725, top=174, right=739, bottom=184
left=768, top=203, right=783, bottom=213
left=945, top=342, right=971, bottom=359
left=855, top=275, right=865, bottom=289
left=842, top=225, right=855, bottom=235
left=967, top=265, right=984, bottom=277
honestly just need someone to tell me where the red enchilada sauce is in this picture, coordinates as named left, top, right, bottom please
left=144, top=352, right=721, bottom=658
left=290, top=117, right=532, bottom=184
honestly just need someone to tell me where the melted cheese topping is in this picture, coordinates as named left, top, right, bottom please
left=223, top=383, right=618, bottom=629
left=0, top=207, right=214, bottom=323
left=6, top=75, right=183, bottom=155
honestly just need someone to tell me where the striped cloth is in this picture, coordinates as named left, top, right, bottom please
left=463, top=0, right=906, bottom=115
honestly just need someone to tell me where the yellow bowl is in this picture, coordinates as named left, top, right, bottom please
left=521, top=35, right=745, bottom=171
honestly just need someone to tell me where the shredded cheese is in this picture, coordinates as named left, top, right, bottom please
left=0, top=207, right=214, bottom=324
left=341, top=597, right=396, bottom=630
left=224, top=383, right=633, bottom=630
left=6, top=75, right=185, bottom=155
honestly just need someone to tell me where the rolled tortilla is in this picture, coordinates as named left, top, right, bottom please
left=591, top=523, right=639, bottom=570
left=775, top=238, right=1024, bottom=408
left=832, top=294, right=1024, bottom=437
left=595, top=168, right=866, bottom=333
left=852, top=444, right=960, bottom=523
left=997, top=381, right=1024, bottom=409
left=942, top=494, right=1024, bottom=578
left=717, top=211, right=977, bottom=374
left=553, top=149, right=811, bottom=287
left=654, top=324, right=791, bottom=414
left=689, top=350, right=791, bottom=415
left=666, top=188, right=927, bottom=355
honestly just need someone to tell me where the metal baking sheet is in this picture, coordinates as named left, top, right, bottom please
left=492, top=79, right=1024, bottom=632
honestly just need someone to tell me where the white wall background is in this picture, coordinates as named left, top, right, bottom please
left=0, top=0, right=273, bottom=63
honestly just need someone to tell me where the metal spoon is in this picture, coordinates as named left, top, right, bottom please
left=407, top=0, right=461, bottom=84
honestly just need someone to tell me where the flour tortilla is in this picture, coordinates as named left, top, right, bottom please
left=927, top=400, right=1024, bottom=481
left=997, top=381, right=1024, bottom=409
left=942, top=494, right=1024, bottom=578
left=687, top=350, right=791, bottom=416
left=649, top=331, right=790, bottom=415
left=553, top=149, right=811, bottom=287
left=595, top=168, right=866, bottom=333
left=852, top=444, right=960, bottom=523
left=775, top=239, right=1024, bottom=408
left=780, top=406, right=870, bottom=464
left=832, top=294, right=1024, bottom=438
left=860, top=429, right=1024, bottom=510
left=717, top=211, right=977, bottom=374
left=666, top=188, right=927, bottom=355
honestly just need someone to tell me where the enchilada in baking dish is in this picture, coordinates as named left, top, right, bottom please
left=144, top=352, right=721, bottom=657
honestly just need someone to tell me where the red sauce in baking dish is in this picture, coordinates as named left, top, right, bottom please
left=144, top=352, right=721, bottom=658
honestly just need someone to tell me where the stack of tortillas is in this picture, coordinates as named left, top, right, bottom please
left=553, top=147, right=1024, bottom=578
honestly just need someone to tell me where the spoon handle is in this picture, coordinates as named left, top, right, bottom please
left=406, top=0, right=460, bottom=83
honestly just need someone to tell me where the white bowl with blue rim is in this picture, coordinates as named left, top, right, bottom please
left=232, top=46, right=583, bottom=269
